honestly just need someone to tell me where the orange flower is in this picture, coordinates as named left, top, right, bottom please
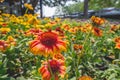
left=92, top=27, right=103, bottom=37
left=53, top=53, right=65, bottom=61
left=110, top=25, right=119, bottom=32
left=38, top=59, right=66, bottom=80
left=55, top=27, right=64, bottom=37
left=91, top=16, right=105, bottom=25
left=79, top=75, right=93, bottom=80
left=6, top=36, right=16, bottom=46
left=74, top=44, right=83, bottom=50
left=29, top=31, right=66, bottom=57
left=114, top=37, right=120, bottom=43
left=25, top=28, right=43, bottom=36
left=0, top=40, right=9, bottom=51
left=2, top=23, right=7, bottom=27
left=115, top=43, right=120, bottom=49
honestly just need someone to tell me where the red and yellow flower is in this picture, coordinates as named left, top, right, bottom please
left=25, top=28, right=43, bottom=36
left=39, top=59, right=66, bottom=80
left=114, top=37, right=120, bottom=43
left=79, top=75, right=93, bottom=80
left=92, top=27, right=103, bottom=37
left=29, top=31, right=66, bottom=57
left=91, top=16, right=105, bottom=25
left=0, top=40, right=9, bottom=51
left=53, top=53, right=65, bottom=61
left=74, top=44, right=83, bottom=50
left=0, top=27, right=11, bottom=34
left=6, top=36, right=16, bottom=46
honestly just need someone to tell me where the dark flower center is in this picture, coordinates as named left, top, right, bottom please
left=40, top=32, right=57, bottom=47
left=94, top=28, right=100, bottom=34
left=49, top=60, right=60, bottom=73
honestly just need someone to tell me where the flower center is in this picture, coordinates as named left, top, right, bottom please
left=40, top=32, right=57, bottom=47
left=49, top=60, right=60, bottom=73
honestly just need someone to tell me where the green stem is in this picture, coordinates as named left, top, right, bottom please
left=25, top=8, right=28, bottom=14
left=75, top=28, right=92, bottom=79
left=47, top=57, right=55, bottom=80
left=78, top=28, right=92, bottom=64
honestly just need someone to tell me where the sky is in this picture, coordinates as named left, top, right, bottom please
left=43, top=0, right=84, bottom=17
left=43, top=6, right=56, bottom=17
left=43, top=1, right=76, bottom=17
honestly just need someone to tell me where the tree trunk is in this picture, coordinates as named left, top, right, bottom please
left=84, top=0, right=88, bottom=18
left=40, top=0, right=43, bottom=18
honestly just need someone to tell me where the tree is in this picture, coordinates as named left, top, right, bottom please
left=55, top=2, right=84, bottom=15
left=83, top=0, right=88, bottom=18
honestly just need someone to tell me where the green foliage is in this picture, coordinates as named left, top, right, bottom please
left=56, top=0, right=120, bottom=15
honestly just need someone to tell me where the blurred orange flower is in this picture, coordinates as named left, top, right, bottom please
left=91, top=16, right=105, bottom=25
left=0, top=40, right=9, bottom=51
left=115, top=43, right=120, bottom=49
left=25, top=28, right=43, bottom=36
left=114, top=37, right=120, bottom=43
left=53, top=53, right=65, bottom=61
left=79, top=75, right=93, bottom=80
left=110, top=25, right=119, bottom=32
left=92, top=27, right=103, bottom=37
left=29, top=31, right=66, bottom=57
left=7, top=36, right=16, bottom=46
left=38, top=59, right=66, bottom=80
left=74, top=44, right=83, bottom=50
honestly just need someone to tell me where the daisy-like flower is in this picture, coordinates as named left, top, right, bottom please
left=29, top=31, right=66, bottom=57
left=24, top=3, right=33, bottom=10
left=91, top=16, right=105, bottom=25
left=115, top=43, right=120, bottom=49
left=110, top=25, right=119, bottom=32
left=79, top=75, right=93, bottom=80
left=114, top=37, right=120, bottom=43
left=92, top=27, right=103, bottom=37
left=53, top=53, right=65, bottom=61
left=73, top=44, right=83, bottom=50
left=6, top=36, right=16, bottom=46
left=38, top=59, right=66, bottom=80
left=25, top=28, right=43, bottom=36
left=0, top=27, right=11, bottom=34
left=0, top=40, right=9, bottom=52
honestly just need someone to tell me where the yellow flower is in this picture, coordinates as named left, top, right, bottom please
left=6, top=36, right=16, bottom=46
left=2, top=13, right=10, bottom=17
left=55, top=17, right=61, bottom=22
left=0, top=28, right=11, bottom=34
left=24, top=3, right=33, bottom=10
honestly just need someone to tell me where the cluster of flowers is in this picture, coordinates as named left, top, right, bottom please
left=1, top=9, right=120, bottom=79
left=29, top=30, right=67, bottom=80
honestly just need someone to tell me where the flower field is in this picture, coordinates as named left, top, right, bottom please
left=0, top=13, right=120, bottom=80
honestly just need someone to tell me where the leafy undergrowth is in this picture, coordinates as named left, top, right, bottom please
left=0, top=14, right=120, bottom=80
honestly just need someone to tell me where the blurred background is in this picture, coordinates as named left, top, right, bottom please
left=0, top=0, right=120, bottom=19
